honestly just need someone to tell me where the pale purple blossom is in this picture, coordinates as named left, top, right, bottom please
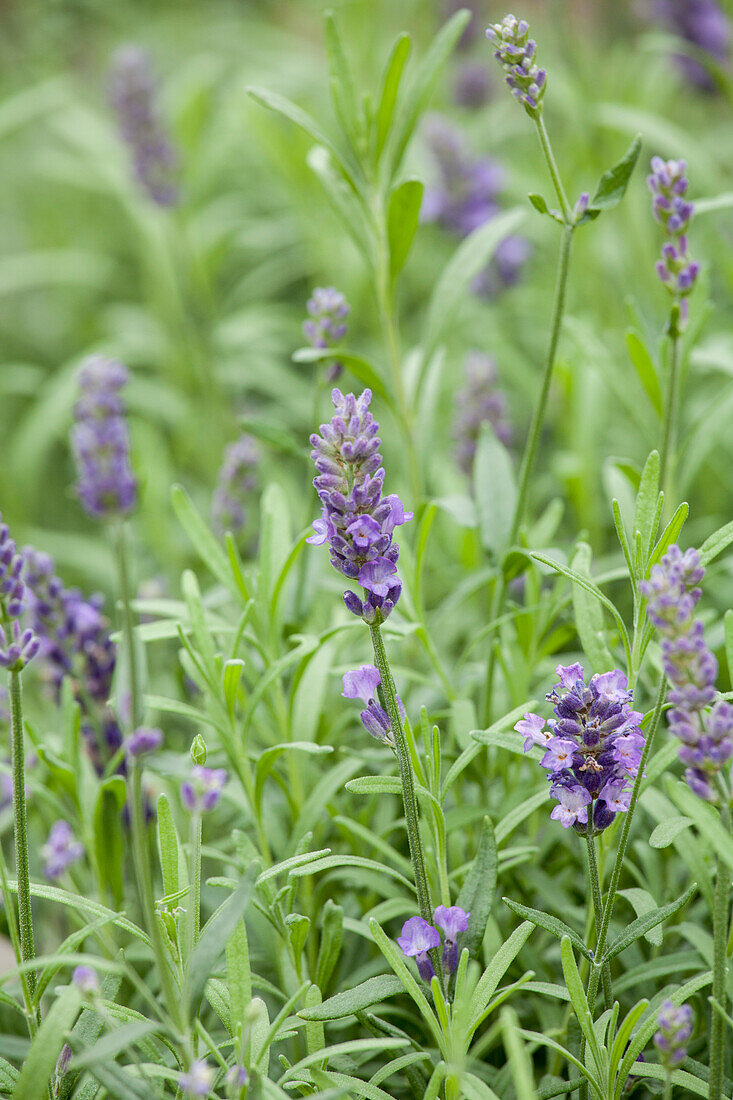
left=43, top=821, right=84, bottom=879
left=397, top=916, right=442, bottom=982
left=181, top=766, right=227, bottom=814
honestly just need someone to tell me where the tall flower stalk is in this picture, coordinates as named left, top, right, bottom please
left=308, top=388, right=442, bottom=981
left=647, top=158, right=699, bottom=504
left=482, top=15, right=580, bottom=721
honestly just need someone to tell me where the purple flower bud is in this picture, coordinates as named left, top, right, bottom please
left=212, top=434, right=259, bottom=538
left=486, top=14, right=547, bottom=117
left=433, top=904, right=470, bottom=973
left=72, top=965, right=99, bottom=995
left=181, top=765, right=227, bottom=814
left=453, top=352, right=512, bottom=476
left=653, top=999, right=693, bottom=1068
left=125, top=726, right=163, bottom=758
left=226, top=1064, right=249, bottom=1089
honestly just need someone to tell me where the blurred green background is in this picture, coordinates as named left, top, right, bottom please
left=1, top=0, right=732, bottom=603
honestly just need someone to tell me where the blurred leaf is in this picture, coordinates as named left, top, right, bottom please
left=387, top=178, right=423, bottom=280
left=587, top=133, right=641, bottom=214
left=307, top=145, right=374, bottom=265
left=375, top=33, right=411, bottom=163
left=246, top=86, right=352, bottom=180
left=626, top=332, right=662, bottom=416
left=93, top=776, right=126, bottom=908
left=698, top=518, right=733, bottom=566
left=171, top=484, right=232, bottom=589
left=570, top=543, right=614, bottom=671
left=617, top=888, right=663, bottom=946
left=324, top=11, right=361, bottom=154
left=473, top=423, right=517, bottom=558
left=294, top=345, right=388, bottom=400
left=423, top=207, right=525, bottom=358
left=649, top=817, right=693, bottom=849
left=13, top=985, right=81, bottom=1100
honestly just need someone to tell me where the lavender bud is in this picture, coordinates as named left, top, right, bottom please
left=181, top=765, right=227, bottom=814
left=453, top=351, right=512, bottom=476
left=653, top=999, right=693, bottom=1068
left=109, top=46, right=179, bottom=206
left=72, top=965, right=99, bottom=995
left=179, top=1059, right=215, bottom=1098
left=125, top=726, right=163, bottom=758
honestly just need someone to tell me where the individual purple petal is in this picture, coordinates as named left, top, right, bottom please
left=341, top=665, right=381, bottom=704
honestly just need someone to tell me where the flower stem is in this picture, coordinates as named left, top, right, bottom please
left=709, top=801, right=730, bottom=1100
left=535, top=115, right=573, bottom=222
left=9, top=669, right=35, bottom=998
left=663, top=1075, right=672, bottom=1100
left=369, top=623, right=443, bottom=985
left=585, top=836, right=612, bottom=1011
left=482, top=221, right=573, bottom=722
left=659, top=327, right=681, bottom=509
left=113, top=521, right=141, bottom=729
left=586, top=677, right=666, bottom=1012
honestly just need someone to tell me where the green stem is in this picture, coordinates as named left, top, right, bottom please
left=0, top=841, right=36, bottom=1033
left=585, top=836, right=612, bottom=1011
left=535, top=115, right=573, bottom=222
left=659, top=328, right=681, bottom=509
left=185, top=812, right=202, bottom=965
left=9, top=669, right=35, bottom=999
left=113, top=521, right=141, bottom=729
left=709, top=801, right=730, bottom=1100
left=369, top=623, right=442, bottom=985
left=482, top=222, right=574, bottom=722
left=663, top=1075, right=672, bottom=1100
left=586, top=677, right=666, bottom=1013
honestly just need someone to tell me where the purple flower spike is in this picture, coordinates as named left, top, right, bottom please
left=71, top=356, right=137, bottom=520
left=0, top=518, right=39, bottom=671
left=180, top=1059, right=214, bottom=1098
left=42, top=821, right=84, bottom=879
left=125, top=726, right=163, bottom=758
left=653, top=999, right=693, bottom=1068
left=397, top=916, right=441, bottom=982
left=486, top=14, right=547, bottom=117
left=434, top=904, right=470, bottom=973
left=642, top=545, right=732, bottom=802
left=109, top=46, right=179, bottom=206
left=303, top=286, right=349, bottom=381
left=227, top=1064, right=249, bottom=1089
left=212, top=434, right=259, bottom=537
left=453, top=352, right=512, bottom=476
left=516, top=664, right=645, bottom=834
left=650, top=0, right=730, bottom=92
left=181, top=765, right=227, bottom=814
left=647, top=158, right=699, bottom=318
left=309, top=388, right=412, bottom=624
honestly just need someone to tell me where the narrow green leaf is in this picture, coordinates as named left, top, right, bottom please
left=171, top=484, right=231, bottom=589
left=617, top=888, right=663, bottom=946
left=699, top=518, right=733, bottom=566
left=502, top=899, right=590, bottom=958
left=299, top=975, right=404, bottom=1021
left=375, top=33, right=411, bottom=161
left=185, top=866, right=257, bottom=1018
left=649, top=816, right=693, bottom=849
left=500, top=1006, right=538, bottom=1099
left=387, top=178, right=423, bottom=279
left=294, top=344, right=388, bottom=400
left=315, top=899, right=343, bottom=993
left=649, top=501, right=689, bottom=567
left=626, top=332, right=662, bottom=416
left=227, top=919, right=251, bottom=1033
left=13, top=985, right=81, bottom=1100
left=246, top=86, right=350, bottom=178
left=588, top=134, right=642, bottom=212
left=456, top=816, right=497, bottom=956
left=603, top=882, right=697, bottom=961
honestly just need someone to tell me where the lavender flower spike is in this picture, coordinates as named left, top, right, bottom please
left=212, top=434, right=259, bottom=537
left=125, top=726, right=163, bottom=758
left=651, top=0, right=730, bottom=92
left=647, top=158, right=699, bottom=323
left=72, top=965, right=100, bottom=995
left=641, top=545, right=732, bottom=801
left=71, top=356, right=137, bottom=520
left=109, top=46, right=179, bottom=206
left=308, top=388, right=412, bottom=623
left=514, top=665, right=645, bottom=834
left=453, top=351, right=512, bottom=476
left=303, top=287, right=349, bottom=348
left=486, top=14, right=547, bottom=117
left=397, top=916, right=441, bottom=982
left=653, top=1000, right=693, bottom=1068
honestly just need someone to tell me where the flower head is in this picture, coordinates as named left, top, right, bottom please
left=109, top=45, right=179, bottom=205
left=125, top=726, right=163, bottom=758
left=515, top=665, right=645, bottom=834
left=647, top=158, right=699, bottom=324
left=653, top=999, right=693, bottom=1068
left=71, top=356, right=137, bottom=520
left=72, top=965, right=99, bottom=995
left=42, top=821, right=84, bottom=879
left=181, top=766, right=227, bottom=813
left=341, top=664, right=403, bottom=747
left=303, top=287, right=349, bottom=349
left=212, top=434, right=259, bottom=537
left=397, top=916, right=441, bottom=982
left=309, top=389, right=412, bottom=623
left=0, top=519, right=39, bottom=671
left=486, top=14, right=547, bottom=116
